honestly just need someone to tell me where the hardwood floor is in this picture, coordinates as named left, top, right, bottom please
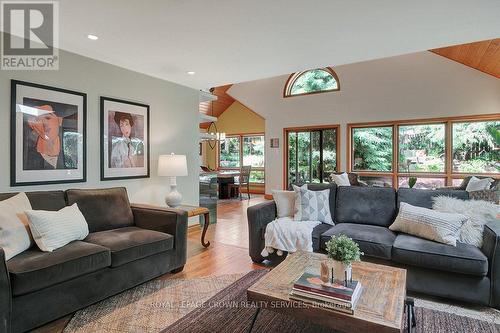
left=34, top=195, right=269, bottom=332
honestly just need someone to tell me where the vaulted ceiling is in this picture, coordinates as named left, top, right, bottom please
left=199, top=85, right=235, bottom=129
left=431, top=38, right=500, bottom=78
left=23, top=1, right=500, bottom=88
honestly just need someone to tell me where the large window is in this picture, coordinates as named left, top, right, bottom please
left=284, top=67, right=340, bottom=97
left=398, top=124, right=445, bottom=173
left=243, top=135, right=265, bottom=183
left=219, top=134, right=265, bottom=184
left=219, top=137, right=240, bottom=168
left=348, top=115, right=499, bottom=189
left=452, top=121, right=500, bottom=174
left=285, top=126, right=339, bottom=187
left=352, top=126, right=393, bottom=172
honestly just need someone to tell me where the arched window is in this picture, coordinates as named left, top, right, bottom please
left=283, top=67, right=340, bottom=97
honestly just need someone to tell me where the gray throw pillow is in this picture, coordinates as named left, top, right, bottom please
left=293, top=185, right=334, bottom=225
left=390, top=202, right=467, bottom=246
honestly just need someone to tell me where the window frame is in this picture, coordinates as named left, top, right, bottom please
left=283, top=124, right=341, bottom=188
left=347, top=114, right=500, bottom=189
left=283, top=67, right=340, bottom=98
left=218, top=133, right=265, bottom=185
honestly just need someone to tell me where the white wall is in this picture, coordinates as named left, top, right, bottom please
left=0, top=48, right=200, bottom=207
left=228, top=52, right=500, bottom=193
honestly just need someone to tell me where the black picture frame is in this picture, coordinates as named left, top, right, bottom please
left=100, top=96, right=150, bottom=181
left=10, top=80, right=87, bottom=186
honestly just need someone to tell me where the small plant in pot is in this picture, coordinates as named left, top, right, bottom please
left=408, top=176, right=417, bottom=189
left=324, top=234, right=363, bottom=284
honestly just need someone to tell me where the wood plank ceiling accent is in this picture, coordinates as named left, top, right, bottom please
left=430, top=38, right=500, bottom=78
left=199, top=84, right=235, bottom=129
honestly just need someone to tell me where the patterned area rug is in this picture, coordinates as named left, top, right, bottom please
left=165, top=270, right=499, bottom=333
left=66, top=270, right=500, bottom=333
left=64, top=274, right=243, bottom=333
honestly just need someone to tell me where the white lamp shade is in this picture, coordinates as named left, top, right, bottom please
left=158, top=154, right=188, bottom=177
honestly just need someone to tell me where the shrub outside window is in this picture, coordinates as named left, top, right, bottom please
left=452, top=121, right=500, bottom=174
left=398, top=124, right=445, bottom=173
left=352, top=126, right=393, bottom=172
left=219, top=137, right=240, bottom=168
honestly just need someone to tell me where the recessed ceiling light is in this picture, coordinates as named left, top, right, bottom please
left=87, top=34, right=99, bottom=40
left=187, top=71, right=196, bottom=75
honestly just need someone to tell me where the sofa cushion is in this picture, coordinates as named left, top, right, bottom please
left=0, top=191, right=66, bottom=211
left=320, top=223, right=396, bottom=260
left=392, top=234, right=488, bottom=277
left=335, top=187, right=396, bottom=227
left=397, top=188, right=468, bottom=210
left=66, top=187, right=134, bottom=232
left=6, top=241, right=110, bottom=296
left=84, top=227, right=173, bottom=267
left=312, top=223, right=334, bottom=252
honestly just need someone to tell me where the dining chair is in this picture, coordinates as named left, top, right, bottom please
left=229, top=165, right=251, bottom=200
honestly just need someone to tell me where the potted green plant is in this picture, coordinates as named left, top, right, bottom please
left=408, top=176, right=417, bottom=189
left=324, top=235, right=363, bottom=283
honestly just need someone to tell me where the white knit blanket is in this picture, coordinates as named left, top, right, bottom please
left=261, top=217, right=321, bottom=257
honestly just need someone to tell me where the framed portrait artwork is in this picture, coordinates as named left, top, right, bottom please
left=10, top=80, right=87, bottom=186
left=100, top=97, right=150, bottom=180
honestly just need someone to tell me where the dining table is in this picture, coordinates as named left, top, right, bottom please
left=217, top=171, right=240, bottom=199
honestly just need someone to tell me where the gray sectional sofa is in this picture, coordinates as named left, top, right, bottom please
left=0, top=187, right=188, bottom=333
left=247, top=184, right=500, bottom=309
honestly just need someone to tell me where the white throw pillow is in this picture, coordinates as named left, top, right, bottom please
left=390, top=202, right=467, bottom=246
left=331, top=173, right=351, bottom=186
left=25, top=203, right=89, bottom=252
left=293, top=185, right=334, bottom=225
left=0, top=193, right=33, bottom=260
left=433, top=196, right=499, bottom=247
left=272, top=190, right=296, bottom=218
left=466, top=176, right=493, bottom=192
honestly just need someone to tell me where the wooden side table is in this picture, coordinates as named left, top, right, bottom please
left=177, top=205, right=211, bottom=248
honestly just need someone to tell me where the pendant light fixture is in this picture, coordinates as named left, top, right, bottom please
left=207, top=87, right=226, bottom=149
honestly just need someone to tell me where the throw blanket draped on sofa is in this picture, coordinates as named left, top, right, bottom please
left=261, top=217, right=320, bottom=256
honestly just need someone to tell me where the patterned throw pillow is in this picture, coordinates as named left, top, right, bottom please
left=390, top=202, right=467, bottom=246
left=293, top=185, right=334, bottom=225
left=469, top=190, right=499, bottom=204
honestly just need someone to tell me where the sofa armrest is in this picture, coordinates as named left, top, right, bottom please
left=131, top=204, right=188, bottom=270
left=0, top=248, right=11, bottom=333
left=482, top=221, right=500, bottom=309
left=247, top=200, right=277, bottom=263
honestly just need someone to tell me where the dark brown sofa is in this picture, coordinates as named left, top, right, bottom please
left=0, top=187, right=188, bottom=333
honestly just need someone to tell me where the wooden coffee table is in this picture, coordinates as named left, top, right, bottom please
left=247, top=252, right=410, bottom=333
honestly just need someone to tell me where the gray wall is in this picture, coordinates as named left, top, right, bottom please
left=0, top=48, right=200, bottom=207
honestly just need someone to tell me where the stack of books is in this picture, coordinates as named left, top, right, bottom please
left=289, top=272, right=362, bottom=314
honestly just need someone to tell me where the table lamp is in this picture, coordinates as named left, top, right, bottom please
left=158, top=153, right=188, bottom=207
